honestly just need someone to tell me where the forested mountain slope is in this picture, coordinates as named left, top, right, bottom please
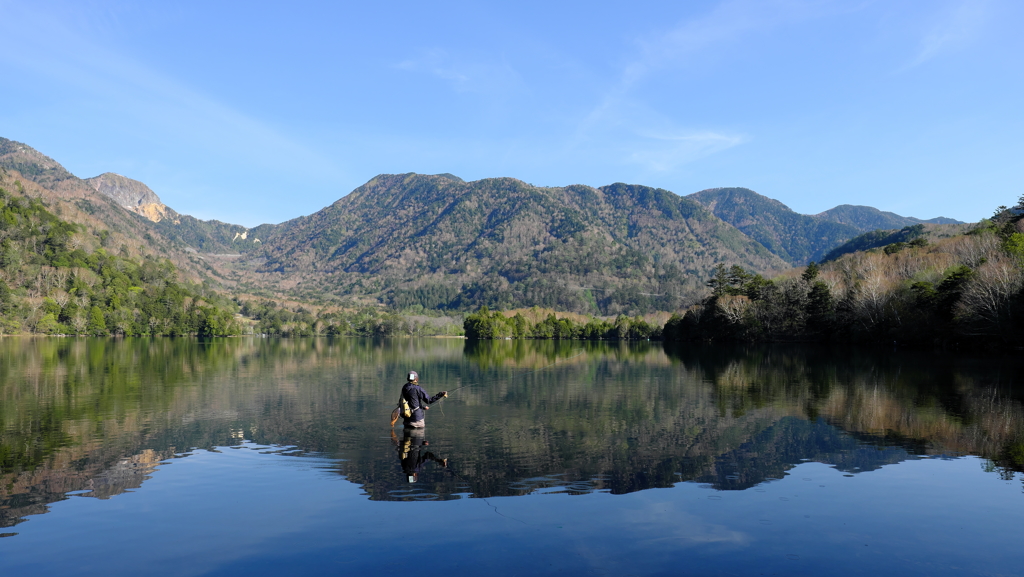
left=688, top=187, right=962, bottom=265
left=687, top=187, right=862, bottom=264
left=664, top=200, right=1024, bottom=347
left=0, top=141, right=192, bottom=270
left=0, top=138, right=260, bottom=259
left=248, top=174, right=790, bottom=314
left=821, top=222, right=973, bottom=262
left=816, top=204, right=962, bottom=229
left=0, top=178, right=239, bottom=336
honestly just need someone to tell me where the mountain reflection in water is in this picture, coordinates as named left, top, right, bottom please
left=1, top=337, right=1023, bottom=527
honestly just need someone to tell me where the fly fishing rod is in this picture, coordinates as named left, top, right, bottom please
left=390, top=348, right=587, bottom=424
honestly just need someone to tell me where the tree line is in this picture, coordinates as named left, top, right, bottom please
left=237, top=299, right=462, bottom=337
left=464, top=306, right=659, bottom=340
left=664, top=198, right=1024, bottom=347
left=0, top=187, right=239, bottom=336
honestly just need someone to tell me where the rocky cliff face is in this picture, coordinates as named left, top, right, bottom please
left=85, top=172, right=172, bottom=223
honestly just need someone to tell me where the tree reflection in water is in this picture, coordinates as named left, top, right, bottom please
left=1, top=337, right=1023, bottom=528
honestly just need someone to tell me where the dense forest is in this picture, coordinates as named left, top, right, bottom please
left=0, top=186, right=241, bottom=336
left=0, top=183, right=463, bottom=338
left=664, top=199, right=1024, bottom=347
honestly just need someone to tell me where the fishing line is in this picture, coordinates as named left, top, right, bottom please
left=481, top=497, right=528, bottom=525
left=436, top=349, right=588, bottom=521
left=437, top=460, right=528, bottom=525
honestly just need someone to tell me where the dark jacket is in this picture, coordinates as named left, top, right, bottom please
left=401, top=382, right=445, bottom=423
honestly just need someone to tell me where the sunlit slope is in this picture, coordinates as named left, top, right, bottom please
left=83, top=172, right=264, bottom=254
left=0, top=137, right=259, bottom=260
left=821, top=222, right=974, bottom=262
left=0, top=142, right=187, bottom=269
left=253, top=174, right=789, bottom=313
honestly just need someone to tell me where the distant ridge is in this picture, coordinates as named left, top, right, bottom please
left=687, top=187, right=863, bottom=264
left=0, top=136, right=255, bottom=272
left=815, top=204, right=963, bottom=230
left=688, top=187, right=963, bottom=264
left=0, top=137, right=78, bottom=190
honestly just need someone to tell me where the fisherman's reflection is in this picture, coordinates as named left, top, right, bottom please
left=393, top=428, right=447, bottom=483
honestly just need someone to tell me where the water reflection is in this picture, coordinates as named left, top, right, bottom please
left=386, top=429, right=451, bottom=499
left=1, top=337, right=1023, bottom=530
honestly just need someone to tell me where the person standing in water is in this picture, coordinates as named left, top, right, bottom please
left=400, top=371, right=447, bottom=429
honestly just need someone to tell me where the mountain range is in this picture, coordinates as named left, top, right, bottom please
left=688, top=187, right=961, bottom=263
left=0, top=136, right=964, bottom=314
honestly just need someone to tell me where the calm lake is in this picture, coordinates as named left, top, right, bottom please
left=1, top=337, right=1023, bottom=576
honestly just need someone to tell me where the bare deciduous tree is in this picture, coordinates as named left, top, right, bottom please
left=70, top=314, right=87, bottom=334
left=51, top=289, right=71, bottom=309
left=53, top=268, right=70, bottom=290
left=716, top=294, right=751, bottom=326
left=948, top=234, right=1000, bottom=268
left=956, top=257, right=1024, bottom=337
left=67, top=234, right=85, bottom=251
left=850, top=268, right=894, bottom=332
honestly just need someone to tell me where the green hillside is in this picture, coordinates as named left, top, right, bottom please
left=816, top=204, right=962, bottom=230
left=247, top=174, right=790, bottom=314
left=687, top=187, right=863, bottom=264
left=0, top=182, right=239, bottom=336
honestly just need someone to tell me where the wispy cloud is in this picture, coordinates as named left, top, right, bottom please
left=622, top=0, right=775, bottom=88
left=396, top=49, right=471, bottom=86
left=395, top=48, right=522, bottom=95
left=627, top=131, right=749, bottom=172
left=0, top=2, right=335, bottom=177
left=573, top=0, right=833, bottom=170
left=904, top=0, right=990, bottom=69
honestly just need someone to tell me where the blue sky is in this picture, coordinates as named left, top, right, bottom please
left=1, top=0, right=1020, bottom=227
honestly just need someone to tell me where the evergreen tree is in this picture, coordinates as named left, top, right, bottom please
left=87, top=306, right=107, bottom=336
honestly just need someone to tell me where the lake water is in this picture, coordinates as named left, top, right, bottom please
left=1, top=337, right=1023, bottom=576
